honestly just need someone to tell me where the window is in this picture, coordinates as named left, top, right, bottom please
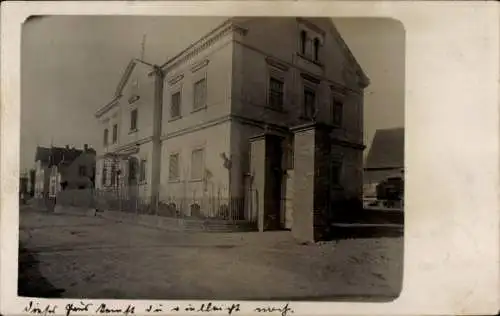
left=193, top=78, right=207, bottom=111
left=331, top=160, right=343, bottom=186
left=332, top=99, right=343, bottom=127
left=79, top=166, right=87, bottom=177
left=313, top=38, right=320, bottom=61
left=129, top=160, right=137, bottom=181
left=191, top=148, right=204, bottom=180
left=102, top=167, right=107, bottom=185
left=285, top=136, right=294, bottom=170
left=130, top=109, right=138, bottom=131
left=268, top=77, right=284, bottom=109
left=139, top=160, right=146, bottom=182
left=112, top=124, right=118, bottom=143
left=303, top=87, right=316, bottom=119
left=171, top=92, right=181, bottom=118
left=169, top=154, right=180, bottom=181
left=110, top=165, right=116, bottom=186
left=103, top=129, right=109, bottom=146
left=300, top=30, right=307, bottom=54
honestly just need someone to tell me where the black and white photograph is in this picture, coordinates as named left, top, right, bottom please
left=18, top=15, right=405, bottom=301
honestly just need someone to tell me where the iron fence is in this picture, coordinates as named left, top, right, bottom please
left=56, top=188, right=258, bottom=223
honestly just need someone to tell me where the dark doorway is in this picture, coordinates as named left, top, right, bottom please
left=265, top=135, right=283, bottom=230
left=128, top=157, right=139, bottom=211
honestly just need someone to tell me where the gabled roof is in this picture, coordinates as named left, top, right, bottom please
left=35, top=146, right=83, bottom=167
left=95, top=58, right=155, bottom=119
left=227, top=17, right=370, bottom=89
left=365, top=127, right=404, bottom=170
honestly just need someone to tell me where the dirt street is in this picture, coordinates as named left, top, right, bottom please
left=18, top=208, right=403, bottom=301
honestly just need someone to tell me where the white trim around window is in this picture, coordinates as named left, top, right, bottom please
left=190, top=147, right=205, bottom=182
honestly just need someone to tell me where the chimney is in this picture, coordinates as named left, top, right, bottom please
left=65, top=145, right=70, bottom=150
left=84, top=144, right=89, bottom=151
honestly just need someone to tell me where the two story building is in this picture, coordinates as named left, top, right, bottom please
left=95, top=17, right=369, bottom=241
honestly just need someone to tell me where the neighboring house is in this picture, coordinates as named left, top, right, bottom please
left=95, top=17, right=369, bottom=236
left=27, top=169, right=36, bottom=197
left=364, top=127, right=404, bottom=187
left=34, top=145, right=96, bottom=198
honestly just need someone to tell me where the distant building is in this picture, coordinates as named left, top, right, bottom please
left=27, top=169, right=35, bottom=197
left=364, top=127, right=404, bottom=187
left=34, top=144, right=96, bottom=198
left=94, top=17, right=369, bottom=241
left=19, top=172, right=28, bottom=197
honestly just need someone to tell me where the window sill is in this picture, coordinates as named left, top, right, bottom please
left=191, top=105, right=207, bottom=114
left=265, top=105, right=287, bottom=113
left=299, top=116, right=315, bottom=121
left=297, top=53, right=324, bottom=68
left=189, top=178, right=204, bottom=183
left=169, top=116, right=182, bottom=122
left=129, top=129, right=138, bottom=135
left=168, top=179, right=180, bottom=183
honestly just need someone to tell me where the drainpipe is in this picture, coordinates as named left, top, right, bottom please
left=133, top=59, right=165, bottom=215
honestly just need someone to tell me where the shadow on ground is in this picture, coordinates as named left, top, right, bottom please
left=331, top=225, right=403, bottom=240
left=18, top=243, right=66, bottom=298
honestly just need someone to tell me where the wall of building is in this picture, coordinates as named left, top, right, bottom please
left=95, top=142, right=152, bottom=200
left=34, top=160, right=49, bottom=198
left=61, top=152, right=96, bottom=190
left=159, top=121, right=231, bottom=203
left=97, top=62, right=156, bottom=156
left=231, top=17, right=364, bottom=145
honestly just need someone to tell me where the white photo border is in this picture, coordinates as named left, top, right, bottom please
left=1, top=1, right=499, bottom=315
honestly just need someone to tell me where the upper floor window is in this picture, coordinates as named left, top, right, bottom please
left=313, top=38, right=320, bottom=61
left=171, top=91, right=181, bottom=119
left=112, top=124, right=118, bottom=144
left=300, top=30, right=307, bottom=55
left=130, top=109, right=138, bottom=131
left=303, top=87, right=316, bottom=119
left=79, top=166, right=87, bottom=177
left=332, top=98, right=343, bottom=127
left=268, top=77, right=284, bottom=110
left=169, top=153, right=180, bottom=181
left=103, top=128, right=109, bottom=146
left=193, top=78, right=207, bottom=111
left=191, top=148, right=204, bottom=181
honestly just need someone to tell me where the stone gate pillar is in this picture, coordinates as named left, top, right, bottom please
left=290, top=122, right=333, bottom=243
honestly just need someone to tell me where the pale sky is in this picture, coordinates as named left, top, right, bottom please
left=21, top=16, right=404, bottom=171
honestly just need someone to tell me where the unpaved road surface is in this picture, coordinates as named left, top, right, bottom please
left=19, top=207, right=403, bottom=301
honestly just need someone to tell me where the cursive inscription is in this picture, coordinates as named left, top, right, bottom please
left=95, top=303, right=135, bottom=316
left=254, top=303, right=294, bottom=316
left=23, top=301, right=57, bottom=316
left=145, top=304, right=164, bottom=313
left=65, top=302, right=93, bottom=316
left=169, top=303, right=240, bottom=315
